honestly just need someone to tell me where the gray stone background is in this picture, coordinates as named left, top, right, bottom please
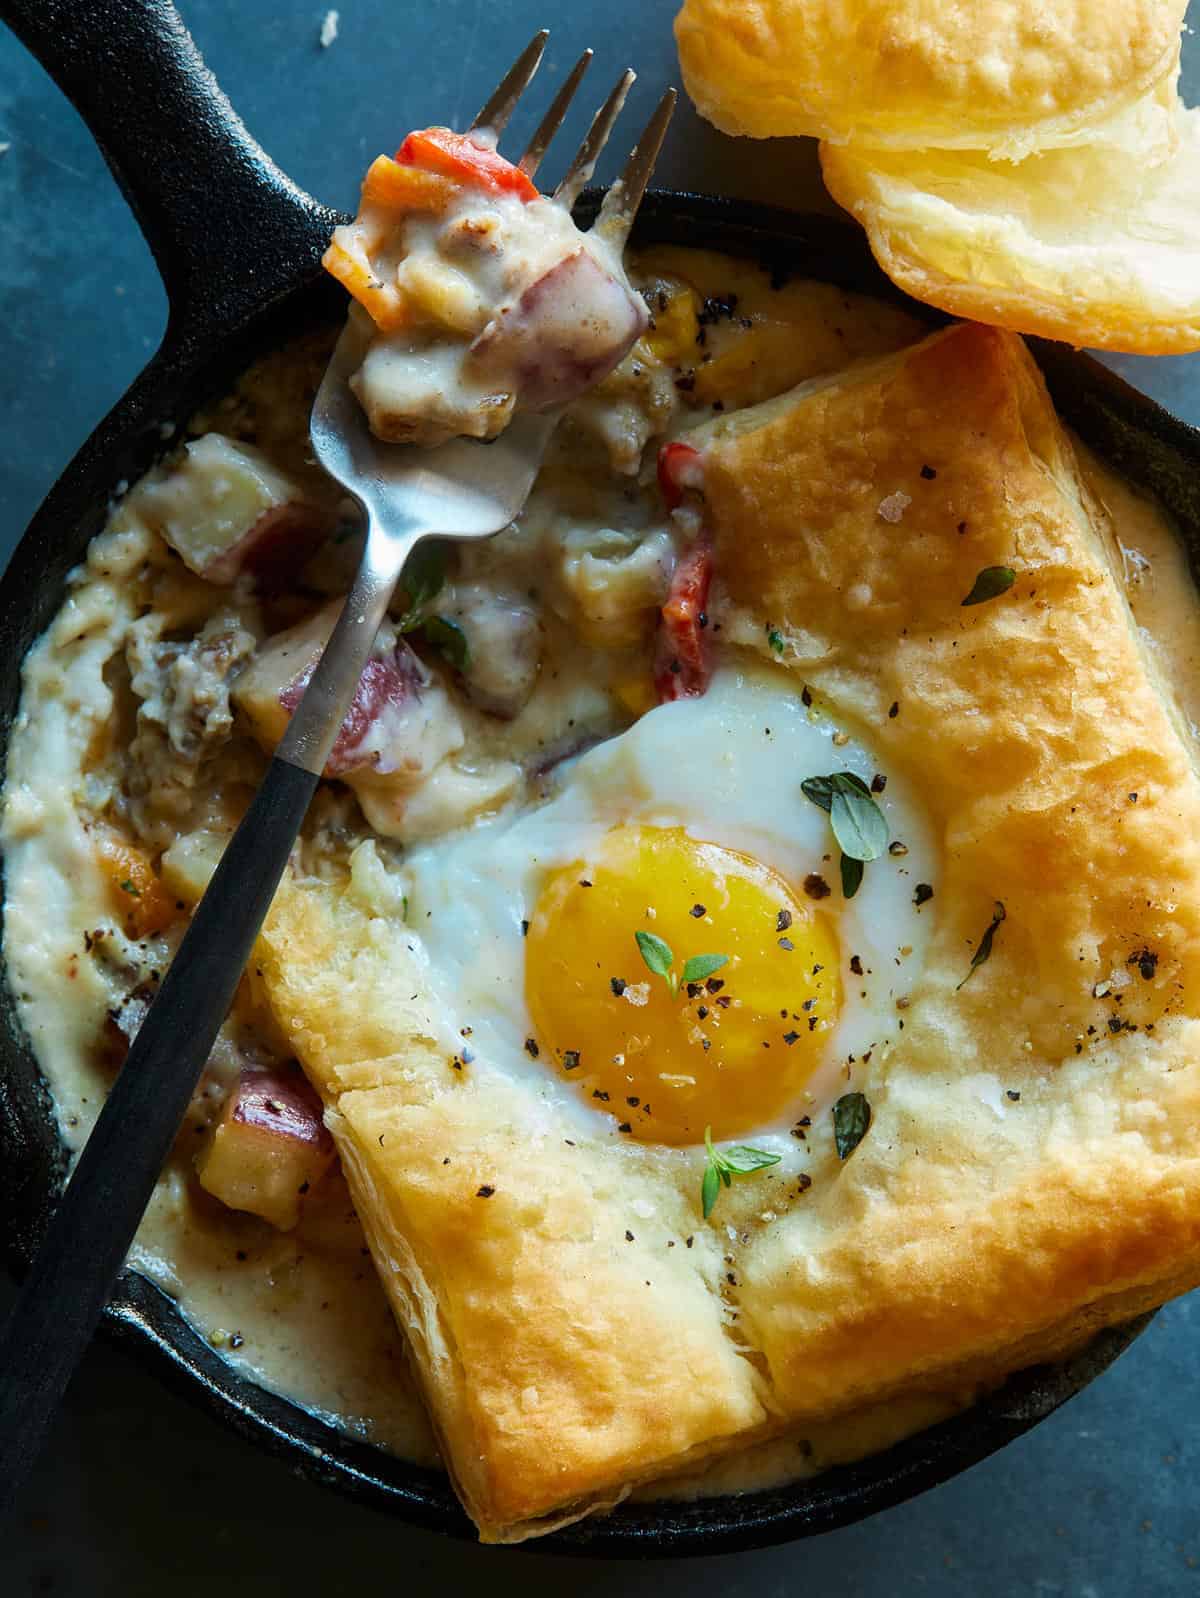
left=1, top=1, right=1198, bottom=1591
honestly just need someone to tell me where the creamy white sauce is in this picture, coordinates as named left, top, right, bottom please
left=349, top=184, right=642, bottom=445
left=5, top=268, right=1193, bottom=1504
left=1076, top=441, right=1200, bottom=741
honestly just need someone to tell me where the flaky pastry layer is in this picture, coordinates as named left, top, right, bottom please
left=257, top=324, right=1200, bottom=1539
left=820, top=100, right=1200, bottom=356
left=674, top=0, right=1185, bottom=156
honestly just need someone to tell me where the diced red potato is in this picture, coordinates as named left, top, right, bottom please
left=196, top=1066, right=335, bottom=1231
left=654, top=539, right=714, bottom=703
left=160, top=828, right=228, bottom=906
left=234, top=603, right=464, bottom=785
left=466, top=246, right=648, bottom=413
left=216, top=501, right=338, bottom=590
left=233, top=605, right=331, bottom=752
left=279, top=642, right=427, bottom=777
left=135, top=434, right=334, bottom=585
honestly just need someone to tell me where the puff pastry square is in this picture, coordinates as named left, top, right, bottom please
left=257, top=323, right=1200, bottom=1540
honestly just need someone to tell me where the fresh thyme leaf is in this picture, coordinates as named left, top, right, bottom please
left=701, top=1159, right=721, bottom=1219
left=801, top=770, right=871, bottom=812
left=956, top=901, right=1006, bottom=989
left=635, top=930, right=675, bottom=985
left=803, top=772, right=888, bottom=861
left=832, top=1092, right=872, bottom=1160
left=766, top=626, right=785, bottom=656
left=682, top=952, right=729, bottom=985
left=701, top=1125, right=781, bottom=1217
left=421, top=615, right=469, bottom=670
left=719, top=1144, right=782, bottom=1175
left=840, top=853, right=864, bottom=899
left=830, top=788, right=888, bottom=862
left=800, top=774, right=836, bottom=813
left=961, top=565, right=1016, bottom=607
left=396, top=541, right=448, bottom=630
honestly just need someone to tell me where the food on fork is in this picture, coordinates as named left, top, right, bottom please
left=324, top=127, right=648, bottom=445
left=675, top=0, right=1200, bottom=353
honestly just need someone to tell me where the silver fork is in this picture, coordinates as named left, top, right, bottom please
left=285, top=38, right=674, bottom=774
left=0, top=32, right=674, bottom=1515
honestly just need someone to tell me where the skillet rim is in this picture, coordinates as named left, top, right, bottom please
left=1, top=190, right=1194, bottom=1555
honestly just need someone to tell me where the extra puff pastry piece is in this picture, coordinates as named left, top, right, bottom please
left=821, top=101, right=1200, bottom=355
left=258, top=324, right=1200, bottom=1540
left=674, top=0, right=1185, bottom=156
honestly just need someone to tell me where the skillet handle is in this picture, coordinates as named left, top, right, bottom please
left=1, top=0, right=340, bottom=338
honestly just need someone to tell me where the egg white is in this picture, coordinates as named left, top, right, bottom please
left=400, top=662, right=939, bottom=1146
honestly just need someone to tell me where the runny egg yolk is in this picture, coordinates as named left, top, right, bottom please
left=525, top=826, right=841, bottom=1144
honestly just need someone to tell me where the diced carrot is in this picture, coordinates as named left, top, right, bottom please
left=396, top=127, right=538, bottom=201
left=654, top=540, right=714, bottom=703
left=93, top=832, right=178, bottom=941
left=361, top=155, right=457, bottom=214
left=321, top=233, right=410, bottom=332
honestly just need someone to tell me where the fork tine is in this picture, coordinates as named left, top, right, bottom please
left=471, top=29, right=549, bottom=135
left=554, top=68, right=636, bottom=208
left=595, top=88, right=676, bottom=248
left=519, top=49, right=594, bottom=178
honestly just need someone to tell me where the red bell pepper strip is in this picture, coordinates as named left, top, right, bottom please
left=654, top=539, right=713, bottom=702
left=657, top=440, right=705, bottom=512
left=396, top=127, right=539, bottom=202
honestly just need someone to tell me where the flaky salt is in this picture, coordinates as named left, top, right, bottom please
left=877, top=491, right=912, bottom=523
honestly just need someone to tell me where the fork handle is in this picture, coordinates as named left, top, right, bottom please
left=0, top=526, right=422, bottom=1515
left=0, top=753, right=316, bottom=1516
left=277, top=526, right=422, bottom=774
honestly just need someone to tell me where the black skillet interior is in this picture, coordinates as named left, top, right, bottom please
left=3, top=0, right=1199, bottom=1559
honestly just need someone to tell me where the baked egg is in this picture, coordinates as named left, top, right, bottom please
left=401, top=662, right=938, bottom=1145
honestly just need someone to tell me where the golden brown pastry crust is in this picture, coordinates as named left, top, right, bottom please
left=256, top=884, right=772, bottom=1540
left=702, top=322, right=1200, bottom=1404
left=674, top=0, right=1184, bottom=154
left=257, top=324, right=1200, bottom=1539
left=819, top=101, right=1200, bottom=356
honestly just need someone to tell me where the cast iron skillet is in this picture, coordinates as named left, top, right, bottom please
left=3, top=0, right=1199, bottom=1559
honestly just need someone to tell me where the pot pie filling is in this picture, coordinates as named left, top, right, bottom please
left=5, top=243, right=1200, bottom=1533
